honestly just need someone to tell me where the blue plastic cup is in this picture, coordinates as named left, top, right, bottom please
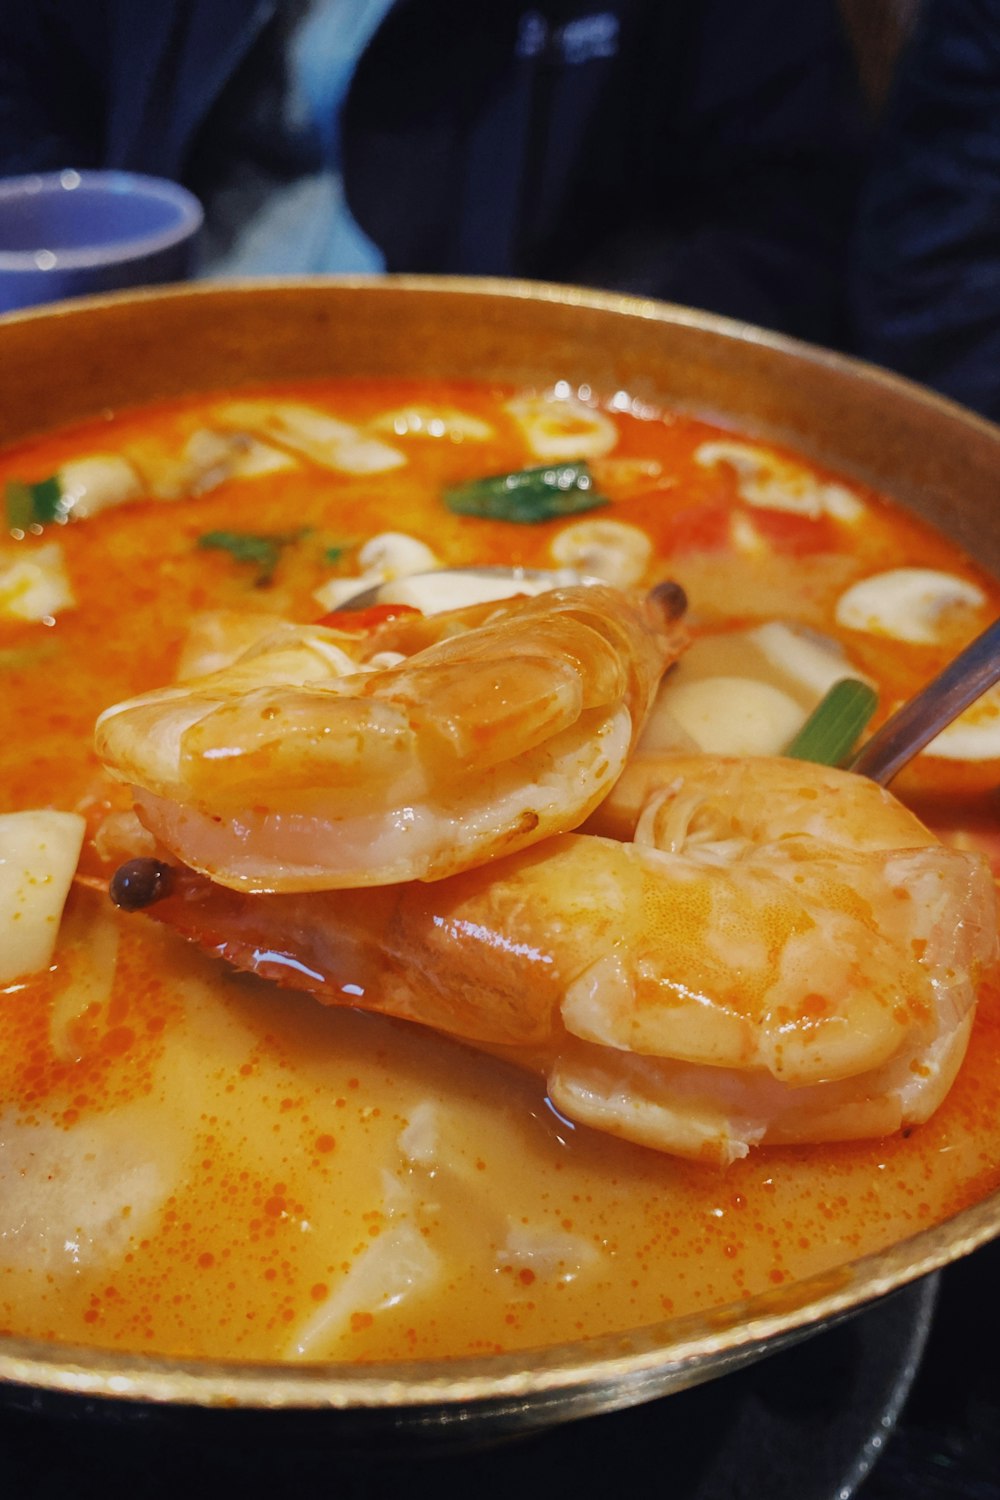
left=0, top=169, right=204, bottom=313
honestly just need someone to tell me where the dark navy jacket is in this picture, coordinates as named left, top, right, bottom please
left=0, top=0, right=866, bottom=345
left=851, top=0, right=1000, bottom=421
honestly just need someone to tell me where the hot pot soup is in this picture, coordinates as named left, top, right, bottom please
left=0, top=379, right=998, bottom=1365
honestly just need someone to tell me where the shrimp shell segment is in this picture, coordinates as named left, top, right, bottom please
left=95, top=585, right=683, bottom=891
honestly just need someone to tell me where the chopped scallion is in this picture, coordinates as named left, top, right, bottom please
left=443, top=461, right=609, bottom=524
left=0, top=640, right=60, bottom=672
left=783, top=678, right=879, bottom=767
left=5, top=476, right=67, bottom=532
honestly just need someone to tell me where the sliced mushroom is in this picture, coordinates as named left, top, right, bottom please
left=212, top=400, right=406, bottom=474
left=695, top=440, right=865, bottom=521
left=550, top=518, right=652, bottom=588
left=313, top=532, right=440, bottom=613
left=835, top=568, right=986, bottom=644
left=924, top=684, right=1000, bottom=762
left=0, top=809, right=86, bottom=983
left=505, top=393, right=618, bottom=460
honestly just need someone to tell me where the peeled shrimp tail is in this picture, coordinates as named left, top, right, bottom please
left=95, top=583, right=686, bottom=892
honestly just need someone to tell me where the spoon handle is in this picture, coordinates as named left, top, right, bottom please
left=847, top=616, right=1000, bottom=785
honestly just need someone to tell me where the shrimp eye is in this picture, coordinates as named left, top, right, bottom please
left=110, top=858, right=175, bottom=910
left=647, top=579, right=688, bottom=624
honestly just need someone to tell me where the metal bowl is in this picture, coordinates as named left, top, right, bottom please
left=1, top=276, right=998, bottom=1445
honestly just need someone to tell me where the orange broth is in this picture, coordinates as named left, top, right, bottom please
left=0, top=378, right=998, bottom=1364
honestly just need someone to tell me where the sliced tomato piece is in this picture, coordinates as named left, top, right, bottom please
left=746, top=508, right=839, bottom=556
left=661, top=502, right=733, bottom=555
left=314, top=602, right=422, bottom=632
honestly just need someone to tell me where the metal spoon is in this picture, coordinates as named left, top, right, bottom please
left=331, top=564, right=600, bottom=613
left=333, top=565, right=690, bottom=628
left=847, top=616, right=1000, bottom=784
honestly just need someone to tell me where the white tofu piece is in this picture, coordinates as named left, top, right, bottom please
left=746, top=621, right=875, bottom=696
left=0, top=542, right=75, bottom=621
left=56, top=453, right=143, bottom=519
left=0, top=809, right=86, bottom=983
left=287, top=1219, right=440, bottom=1357
left=658, top=675, right=807, bottom=756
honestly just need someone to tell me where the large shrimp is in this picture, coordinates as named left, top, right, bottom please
left=95, top=584, right=684, bottom=891
left=110, top=754, right=998, bottom=1164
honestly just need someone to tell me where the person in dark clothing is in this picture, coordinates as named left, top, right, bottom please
left=0, top=1, right=868, bottom=348
left=851, top=0, right=1000, bottom=421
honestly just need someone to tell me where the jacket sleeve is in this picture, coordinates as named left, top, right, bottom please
left=0, top=4, right=104, bottom=174
left=850, top=0, right=1000, bottom=420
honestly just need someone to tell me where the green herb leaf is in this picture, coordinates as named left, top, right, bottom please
left=443, top=461, right=609, bottom=524
left=5, top=476, right=67, bottom=531
left=196, top=529, right=303, bottom=584
left=784, top=678, right=879, bottom=767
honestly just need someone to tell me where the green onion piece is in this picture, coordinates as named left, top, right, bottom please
left=196, top=529, right=302, bottom=584
left=784, top=678, right=879, bottom=767
left=5, top=476, right=67, bottom=531
left=443, top=461, right=609, bottom=524
left=0, top=640, right=60, bottom=672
